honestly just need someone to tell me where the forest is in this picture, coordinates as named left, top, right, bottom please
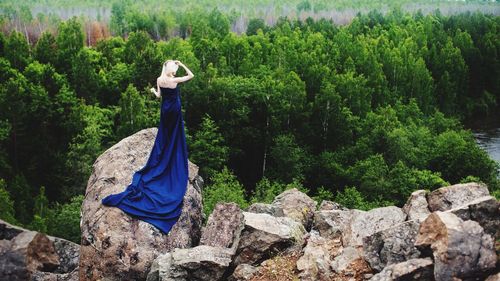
left=0, top=3, right=499, bottom=244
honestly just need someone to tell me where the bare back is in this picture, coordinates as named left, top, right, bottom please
left=157, top=76, right=179, bottom=89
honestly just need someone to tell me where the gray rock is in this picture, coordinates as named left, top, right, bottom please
left=0, top=222, right=59, bottom=281
left=313, top=206, right=406, bottom=247
left=402, top=190, right=430, bottom=222
left=146, top=245, right=233, bottom=281
left=31, top=269, right=79, bottom=281
left=318, top=200, right=348, bottom=211
left=228, top=264, right=260, bottom=281
left=47, top=236, right=80, bottom=274
left=232, top=211, right=306, bottom=266
left=199, top=202, right=245, bottom=253
left=363, top=220, right=421, bottom=272
left=312, top=209, right=359, bottom=240
left=0, top=219, right=80, bottom=280
left=271, top=188, right=318, bottom=231
left=415, top=211, right=497, bottom=280
left=344, top=206, right=407, bottom=247
left=79, top=128, right=204, bottom=281
left=369, top=258, right=434, bottom=281
left=427, top=182, right=490, bottom=212
left=447, top=195, right=500, bottom=240
left=245, top=203, right=277, bottom=215
left=296, top=230, right=342, bottom=281
left=330, top=246, right=373, bottom=280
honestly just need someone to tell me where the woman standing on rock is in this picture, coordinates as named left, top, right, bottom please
left=101, top=59, right=194, bottom=235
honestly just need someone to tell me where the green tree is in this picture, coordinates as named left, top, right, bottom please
left=250, top=176, right=286, bottom=204
left=48, top=195, right=83, bottom=244
left=65, top=104, right=115, bottom=198
left=5, top=30, right=30, bottom=70
left=189, top=114, right=229, bottom=182
left=71, top=48, right=106, bottom=104
left=0, top=178, right=16, bottom=224
left=55, top=17, right=84, bottom=74
left=116, top=84, right=146, bottom=139
left=268, top=133, right=309, bottom=184
left=202, top=166, right=248, bottom=219
left=246, top=18, right=267, bottom=35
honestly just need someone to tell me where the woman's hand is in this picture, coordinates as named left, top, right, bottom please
left=150, top=87, right=161, bottom=98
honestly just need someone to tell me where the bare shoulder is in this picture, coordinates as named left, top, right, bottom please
left=158, top=77, right=179, bottom=89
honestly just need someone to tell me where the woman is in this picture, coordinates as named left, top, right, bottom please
left=101, top=59, right=195, bottom=235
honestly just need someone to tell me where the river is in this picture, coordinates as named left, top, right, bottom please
left=473, top=128, right=500, bottom=165
left=469, top=114, right=500, bottom=174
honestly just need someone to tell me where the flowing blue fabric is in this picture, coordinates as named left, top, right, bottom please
left=101, top=84, right=189, bottom=234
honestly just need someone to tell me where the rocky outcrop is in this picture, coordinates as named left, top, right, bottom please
left=0, top=219, right=79, bottom=281
left=79, top=128, right=204, bottom=281
left=3, top=126, right=498, bottom=281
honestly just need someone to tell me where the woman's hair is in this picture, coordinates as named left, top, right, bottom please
left=161, top=60, right=179, bottom=77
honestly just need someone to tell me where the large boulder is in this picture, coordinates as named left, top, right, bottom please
left=415, top=211, right=497, bottom=280
left=79, top=128, right=204, bottom=281
left=369, top=258, right=434, bottom=281
left=363, top=220, right=421, bottom=272
left=0, top=219, right=79, bottom=281
left=232, top=211, right=306, bottom=266
left=427, top=182, right=490, bottom=212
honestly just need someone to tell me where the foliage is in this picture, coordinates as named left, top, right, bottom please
left=202, top=166, right=249, bottom=220
left=0, top=9, right=499, bottom=237
left=189, top=113, right=229, bottom=182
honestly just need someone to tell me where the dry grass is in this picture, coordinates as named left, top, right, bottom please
left=249, top=249, right=302, bottom=281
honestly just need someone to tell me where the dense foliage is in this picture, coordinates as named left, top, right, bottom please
left=0, top=8, right=499, bottom=242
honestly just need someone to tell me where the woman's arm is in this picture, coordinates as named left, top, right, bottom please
left=172, top=61, right=195, bottom=83
left=150, top=78, right=161, bottom=98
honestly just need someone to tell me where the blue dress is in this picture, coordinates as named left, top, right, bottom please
left=101, top=84, right=189, bottom=234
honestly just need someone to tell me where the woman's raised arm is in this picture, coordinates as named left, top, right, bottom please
left=172, top=61, right=194, bottom=83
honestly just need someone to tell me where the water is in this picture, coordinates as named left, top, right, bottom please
left=473, top=127, right=500, bottom=166
left=469, top=112, right=500, bottom=176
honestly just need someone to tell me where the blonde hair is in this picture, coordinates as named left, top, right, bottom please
left=161, top=60, right=179, bottom=77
